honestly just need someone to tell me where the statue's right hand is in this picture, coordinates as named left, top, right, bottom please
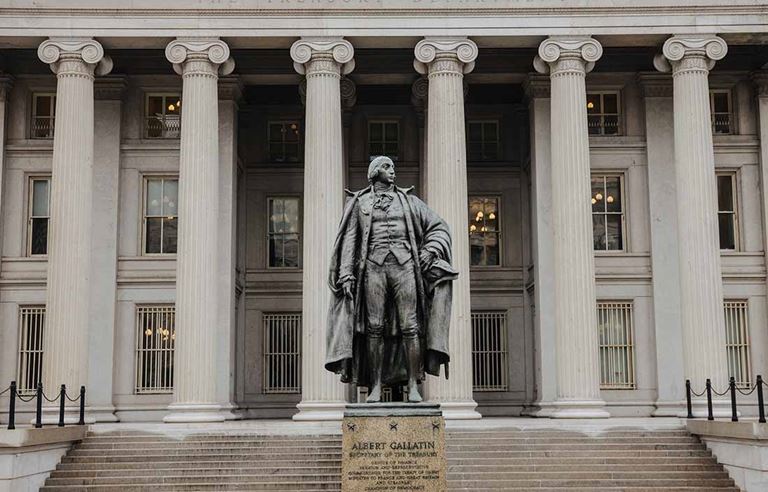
left=342, top=279, right=355, bottom=299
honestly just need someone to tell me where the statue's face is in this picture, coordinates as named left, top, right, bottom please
left=375, top=160, right=396, bottom=184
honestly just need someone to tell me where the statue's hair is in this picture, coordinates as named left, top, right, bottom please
left=367, top=156, right=395, bottom=183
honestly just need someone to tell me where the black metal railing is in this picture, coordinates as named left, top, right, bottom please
left=685, top=375, right=766, bottom=423
left=1, top=381, right=86, bottom=430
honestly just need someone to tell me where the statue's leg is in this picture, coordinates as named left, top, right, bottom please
left=392, top=260, right=422, bottom=403
left=364, top=260, right=386, bottom=403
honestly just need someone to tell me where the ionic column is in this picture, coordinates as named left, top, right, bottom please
left=414, top=37, right=480, bottom=419
left=0, top=75, right=12, bottom=269
left=291, top=37, right=354, bottom=421
left=163, top=38, right=235, bottom=423
left=37, top=39, right=111, bottom=422
left=411, top=76, right=428, bottom=196
left=655, top=36, right=730, bottom=415
left=534, top=37, right=608, bottom=418
left=755, top=73, right=768, bottom=384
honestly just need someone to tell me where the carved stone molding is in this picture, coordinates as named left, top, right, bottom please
left=752, top=71, right=768, bottom=97
left=290, top=37, right=355, bottom=76
left=165, top=38, right=235, bottom=77
left=522, top=74, right=551, bottom=100
left=653, top=35, right=727, bottom=75
left=94, top=76, right=127, bottom=100
left=37, top=37, right=112, bottom=77
left=533, top=37, right=603, bottom=76
left=218, top=75, right=244, bottom=102
left=637, top=73, right=673, bottom=98
left=414, top=37, right=478, bottom=75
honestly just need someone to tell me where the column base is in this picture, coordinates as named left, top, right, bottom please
left=218, top=402, right=242, bottom=421
left=521, top=401, right=557, bottom=418
left=433, top=400, right=482, bottom=420
left=293, top=401, right=346, bottom=421
left=163, top=403, right=225, bottom=423
left=684, top=399, right=734, bottom=419
left=653, top=400, right=687, bottom=417
left=34, top=408, right=96, bottom=426
left=550, top=399, right=610, bottom=419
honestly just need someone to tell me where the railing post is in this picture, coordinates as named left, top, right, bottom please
left=685, top=379, right=693, bottom=419
left=58, top=384, right=66, bottom=427
left=8, top=381, right=16, bottom=430
left=706, top=379, right=714, bottom=421
left=758, top=375, right=766, bottom=424
left=729, top=377, right=738, bottom=422
left=78, top=386, right=85, bottom=426
left=35, top=383, right=43, bottom=428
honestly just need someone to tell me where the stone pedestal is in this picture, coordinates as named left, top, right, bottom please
left=655, top=35, right=730, bottom=417
left=37, top=38, right=112, bottom=423
left=342, top=403, right=446, bottom=492
left=291, top=38, right=355, bottom=421
left=414, top=37, right=481, bottom=420
left=534, top=37, right=609, bottom=418
left=163, top=38, right=235, bottom=423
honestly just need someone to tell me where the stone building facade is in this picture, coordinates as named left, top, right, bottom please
left=0, top=1, right=767, bottom=423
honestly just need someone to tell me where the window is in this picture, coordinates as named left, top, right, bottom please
left=262, top=313, right=302, bottom=394
left=368, top=121, right=399, bottom=161
left=143, top=177, right=178, bottom=255
left=467, top=120, right=500, bottom=161
left=28, top=177, right=50, bottom=256
left=267, top=197, right=301, bottom=268
left=469, top=196, right=501, bottom=267
left=471, top=311, right=508, bottom=391
left=597, top=302, right=635, bottom=389
left=268, top=121, right=301, bottom=162
left=724, top=301, right=751, bottom=389
left=591, top=175, right=624, bottom=251
left=135, top=305, right=175, bottom=394
left=145, top=93, right=181, bottom=138
left=587, top=92, right=620, bottom=135
left=17, top=306, right=45, bottom=396
left=717, top=173, right=738, bottom=250
left=31, top=93, right=55, bottom=139
left=710, top=90, right=732, bottom=135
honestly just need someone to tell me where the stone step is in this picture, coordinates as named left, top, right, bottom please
left=446, top=443, right=706, bottom=451
left=42, top=484, right=341, bottom=491
left=57, top=459, right=342, bottom=470
left=84, top=433, right=338, bottom=440
left=67, top=446, right=342, bottom=457
left=447, top=436, right=700, bottom=444
left=447, top=456, right=719, bottom=466
left=446, top=449, right=713, bottom=458
left=45, top=474, right=341, bottom=486
left=446, top=478, right=736, bottom=488
left=77, top=440, right=343, bottom=450
left=448, top=488, right=738, bottom=492
left=447, top=463, right=724, bottom=472
left=51, top=466, right=342, bottom=478
left=446, top=430, right=691, bottom=438
left=447, top=470, right=730, bottom=480
left=62, top=452, right=342, bottom=463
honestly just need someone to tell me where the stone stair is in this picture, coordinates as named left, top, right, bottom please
left=40, top=426, right=738, bottom=491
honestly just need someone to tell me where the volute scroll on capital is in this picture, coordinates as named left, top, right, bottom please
left=290, top=38, right=355, bottom=75
left=37, top=38, right=113, bottom=76
left=414, top=37, right=478, bottom=75
left=165, top=38, right=235, bottom=76
left=533, top=37, right=603, bottom=75
left=653, top=35, right=728, bottom=73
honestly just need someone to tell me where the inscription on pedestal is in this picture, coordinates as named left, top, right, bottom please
left=342, top=405, right=446, bottom=492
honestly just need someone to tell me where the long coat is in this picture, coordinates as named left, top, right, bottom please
left=325, top=185, right=458, bottom=387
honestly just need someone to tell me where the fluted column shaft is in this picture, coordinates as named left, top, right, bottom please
left=534, top=37, right=608, bottom=418
left=0, top=76, right=11, bottom=275
left=415, top=38, right=480, bottom=419
left=291, top=38, right=354, bottom=421
left=164, top=38, right=234, bottom=423
left=37, top=39, right=110, bottom=419
left=655, top=36, right=729, bottom=414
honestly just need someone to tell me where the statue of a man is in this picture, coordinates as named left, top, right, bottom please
left=325, top=155, right=458, bottom=402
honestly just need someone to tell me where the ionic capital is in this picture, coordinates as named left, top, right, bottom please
left=38, top=38, right=112, bottom=78
left=414, top=37, right=478, bottom=75
left=0, top=75, right=14, bottom=102
left=653, top=35, right=727, bottom=75
left=340, top=77, right=357, bottom=109
left=411, top=76, right=428, bottom=106
left=290, top=38, right=355, bottom=76
left=752, top=71, right=768, bottom=98
left=533, top=37, right=602, bottom=76
left=165, top=38, right=235, bottom=77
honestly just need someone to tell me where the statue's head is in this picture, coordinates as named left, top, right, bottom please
left=367, top=156, right=396, bottom=185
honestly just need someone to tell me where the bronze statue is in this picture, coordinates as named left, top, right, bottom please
left=325, top=155, right=457, bottom=403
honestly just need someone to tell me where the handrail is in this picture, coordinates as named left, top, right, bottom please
left=2, top=381, right=86, bottom=430
left=685, top=375, right=766, bottom=423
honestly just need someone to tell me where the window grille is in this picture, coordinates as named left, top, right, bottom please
left=262, top=313, right=302, bottom=394
left=145, top=94, right=181, bottom=138
left=724, top=301, right=751, bottom=388
left=368, top=121, right=399, bottom=161
left=268, top=121, right=301, bottom=162
left=28, top=177, right=51, bottom=256
left=467, top=120, right=500, bottom=161
left=471, top=311, right=508, bottom=391
left=143, top=177, right=178, bottom=255
left=267, top=197, right=301, bottom=268
left=31, top=93, right=55, bottom=139
left=597, top=302, right=635, bottom=389
left=591, top=175, right=625, bottom=251
left=135, top=306, right=175, bottom=394
left=586, top=92, right=620, bottom=135
left=710, top=90, right=732, bottom=134
left=716, top=173, right=738, bottom=251
left=17, top=307, right=45, bottom=396
left=468, top=196, right=501, bottom=267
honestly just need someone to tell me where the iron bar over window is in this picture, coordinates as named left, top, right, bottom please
left=262, top=313, right=302, bottom=394
left=31, top=93, right=55, bottom=139
left=471, top=311, right=508, bottom=391
left=17, top=307, right=45, bottom=396
left=586, top=92, right=620, bottom=135
left=135, top=306, right=175, bottom=394
left=724, top=301, right=751, bottom=389
left=145, top=94, right=181, bottom=138
left=597, top=302, right=635, bottom=389
left=710, top=90, right=732, bottom=135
